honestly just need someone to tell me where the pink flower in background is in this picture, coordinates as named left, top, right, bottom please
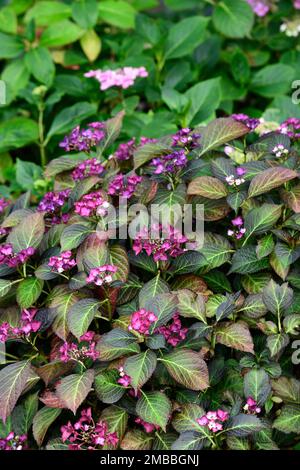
left=197, top=409, right=229, bottom=433
left=84, top=67, right=148, bottom=90
left=48, top=251, right=76, bottom=273
left=156, top=314, right=188, bottom=346
left=135, top=418, right=160, bottom=433
left=133, top=224, right=188, bottom=262
left=246, top=0, right=269, bottom=16
left=294, top=0, right=300, bottom=8
left=86, top=264, right=118, bottom=286
left=61, top=408, right=118, bottom=450
left=128, top=308, right=158, bottom=335
left=72, top=158, right=105, bottom=181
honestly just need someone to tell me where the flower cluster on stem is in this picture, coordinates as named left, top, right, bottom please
left=197, top=409, right=229, bottom=433
left=74, top=191, right=109, bottom=217
left=133, top=225, right=188, bottom=262
left=86, top=265, right=117, bottom=286
left=0, top=308, right=41, bottom=343
left=61, top=408, right=118, bottom=450
left=48, top=251, right=76, bottom=274
left=59, top=122, right=105, bottom=152
left=156, top=314, right=188, bottom=346
left=128, top=309, right=158, bottom=335
left=0, top=432, right=27, bottom=451
left=0, top=244, right=35, bottom=268
left=71, top=158, right=105, bottom=181
left=108, top=174, right=142, bottom=199
left=59, top=332, right=99, bottom=363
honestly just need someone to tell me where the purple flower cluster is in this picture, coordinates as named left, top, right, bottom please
left=0, top=432, right=27, bottom=451
left=114, top=138, right=136, bottom=161
left=279, top=118, right=300, bottom=139
left=231, top=113, right=260, bottom=130
left=151, top=149, right=187, bottom=175
left=117, top=366, right=132, bottom=387
left=156, top=314, right=188, bottom=346
left=128, top=308, right=158, bottom=335
left=48, top=251, right=76, bottom=273
left=59, top=122, right=105, bottom=152
left=114, top=137, right=157, bottom=161
left=59, top=331, right=99, bottom=363
left=243, top=397, right=261, bottom=414
left=172, top=128, right=200, bottom=149
left=108, top=174, right=142, bottom=199
left=0, top=198, right=9, bottom=214
left=61, top=408, right=118, bottom=450
left=86, top=264, right=118, bottom=286
left=225, top=167, right=246, bottom=187
left=246, top=0, right=269, bottom=16
left=295, top=0, right=300, bottom=8
left=72, top=158, right=105, bottom=181
left=74, top=191, right=109, bottom=217
left=197, top=409, right=229, bottom=433
left=0, top=244, right=35, bottom=267
left=50, top=213, right=70, bottom=226
left=133, top=225, right=188, bottom=262
left=0, top=308, right=41, bottom=343
left=84, top=67, right=148, bottom=90
left=38, top=189, right=70, bottom=213
left=227, top=216, right=246, bottom=240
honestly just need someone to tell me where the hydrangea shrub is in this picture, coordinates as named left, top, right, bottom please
left=0, top=113, right=300, bottom=451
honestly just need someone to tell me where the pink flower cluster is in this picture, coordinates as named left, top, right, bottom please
left=117, top=366, right=132, bottom=387
left=128, top=309, right=158, bottom=335
left=0, top=244, right=35, bottom=267
left=172, top=128, right=201, bottom=149
left=227, top=216, right=246, bottom=240
left=38, top=189, right=70, bottom=213
left=86, top=264, right=118, bottom=286
left=114, top=137, right=157, bottom=161
left=0, top=308, right=41, bottom=343
left=108, top=174, right=142, bottom=199
left=135, top=418, right=160, bottom=433
left=231, top=113, right=260, bottom=130
left=279, top=118, right=300, bottom=139
left=61, top=408, right=118, bottom=450
left=50, top=213, right=70, bottom=225
left=197, top=409, right=229, bottom=433
left=48, top=251, right=77, bottom=273
left=246, top=0, right=269, bottom=17
left=295, top=0, right=300, bottom=9
left=84, top=67, right=148, bottom=90
left=133, top=225, right=188, bottom=262
left=0, top=198, right=9, bottom=214
left=243, top=397, right=261, bottom=414
left=225, top=167, right=246, bottom=187
left=74, top=191, right=110, bottom=217
left=156, top=314, right=188, bottom=346
left=0, top=432, right=27, bottom=451
left=151, top=149, right=187, bottom=175
left=59, top=122, right=105, bottom=152
left=59, top=332, right=99, bottom=363
left=72, top=158, right=105, bottom=181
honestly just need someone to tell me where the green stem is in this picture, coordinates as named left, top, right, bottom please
left=38, top=103, right=47, bottom=168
